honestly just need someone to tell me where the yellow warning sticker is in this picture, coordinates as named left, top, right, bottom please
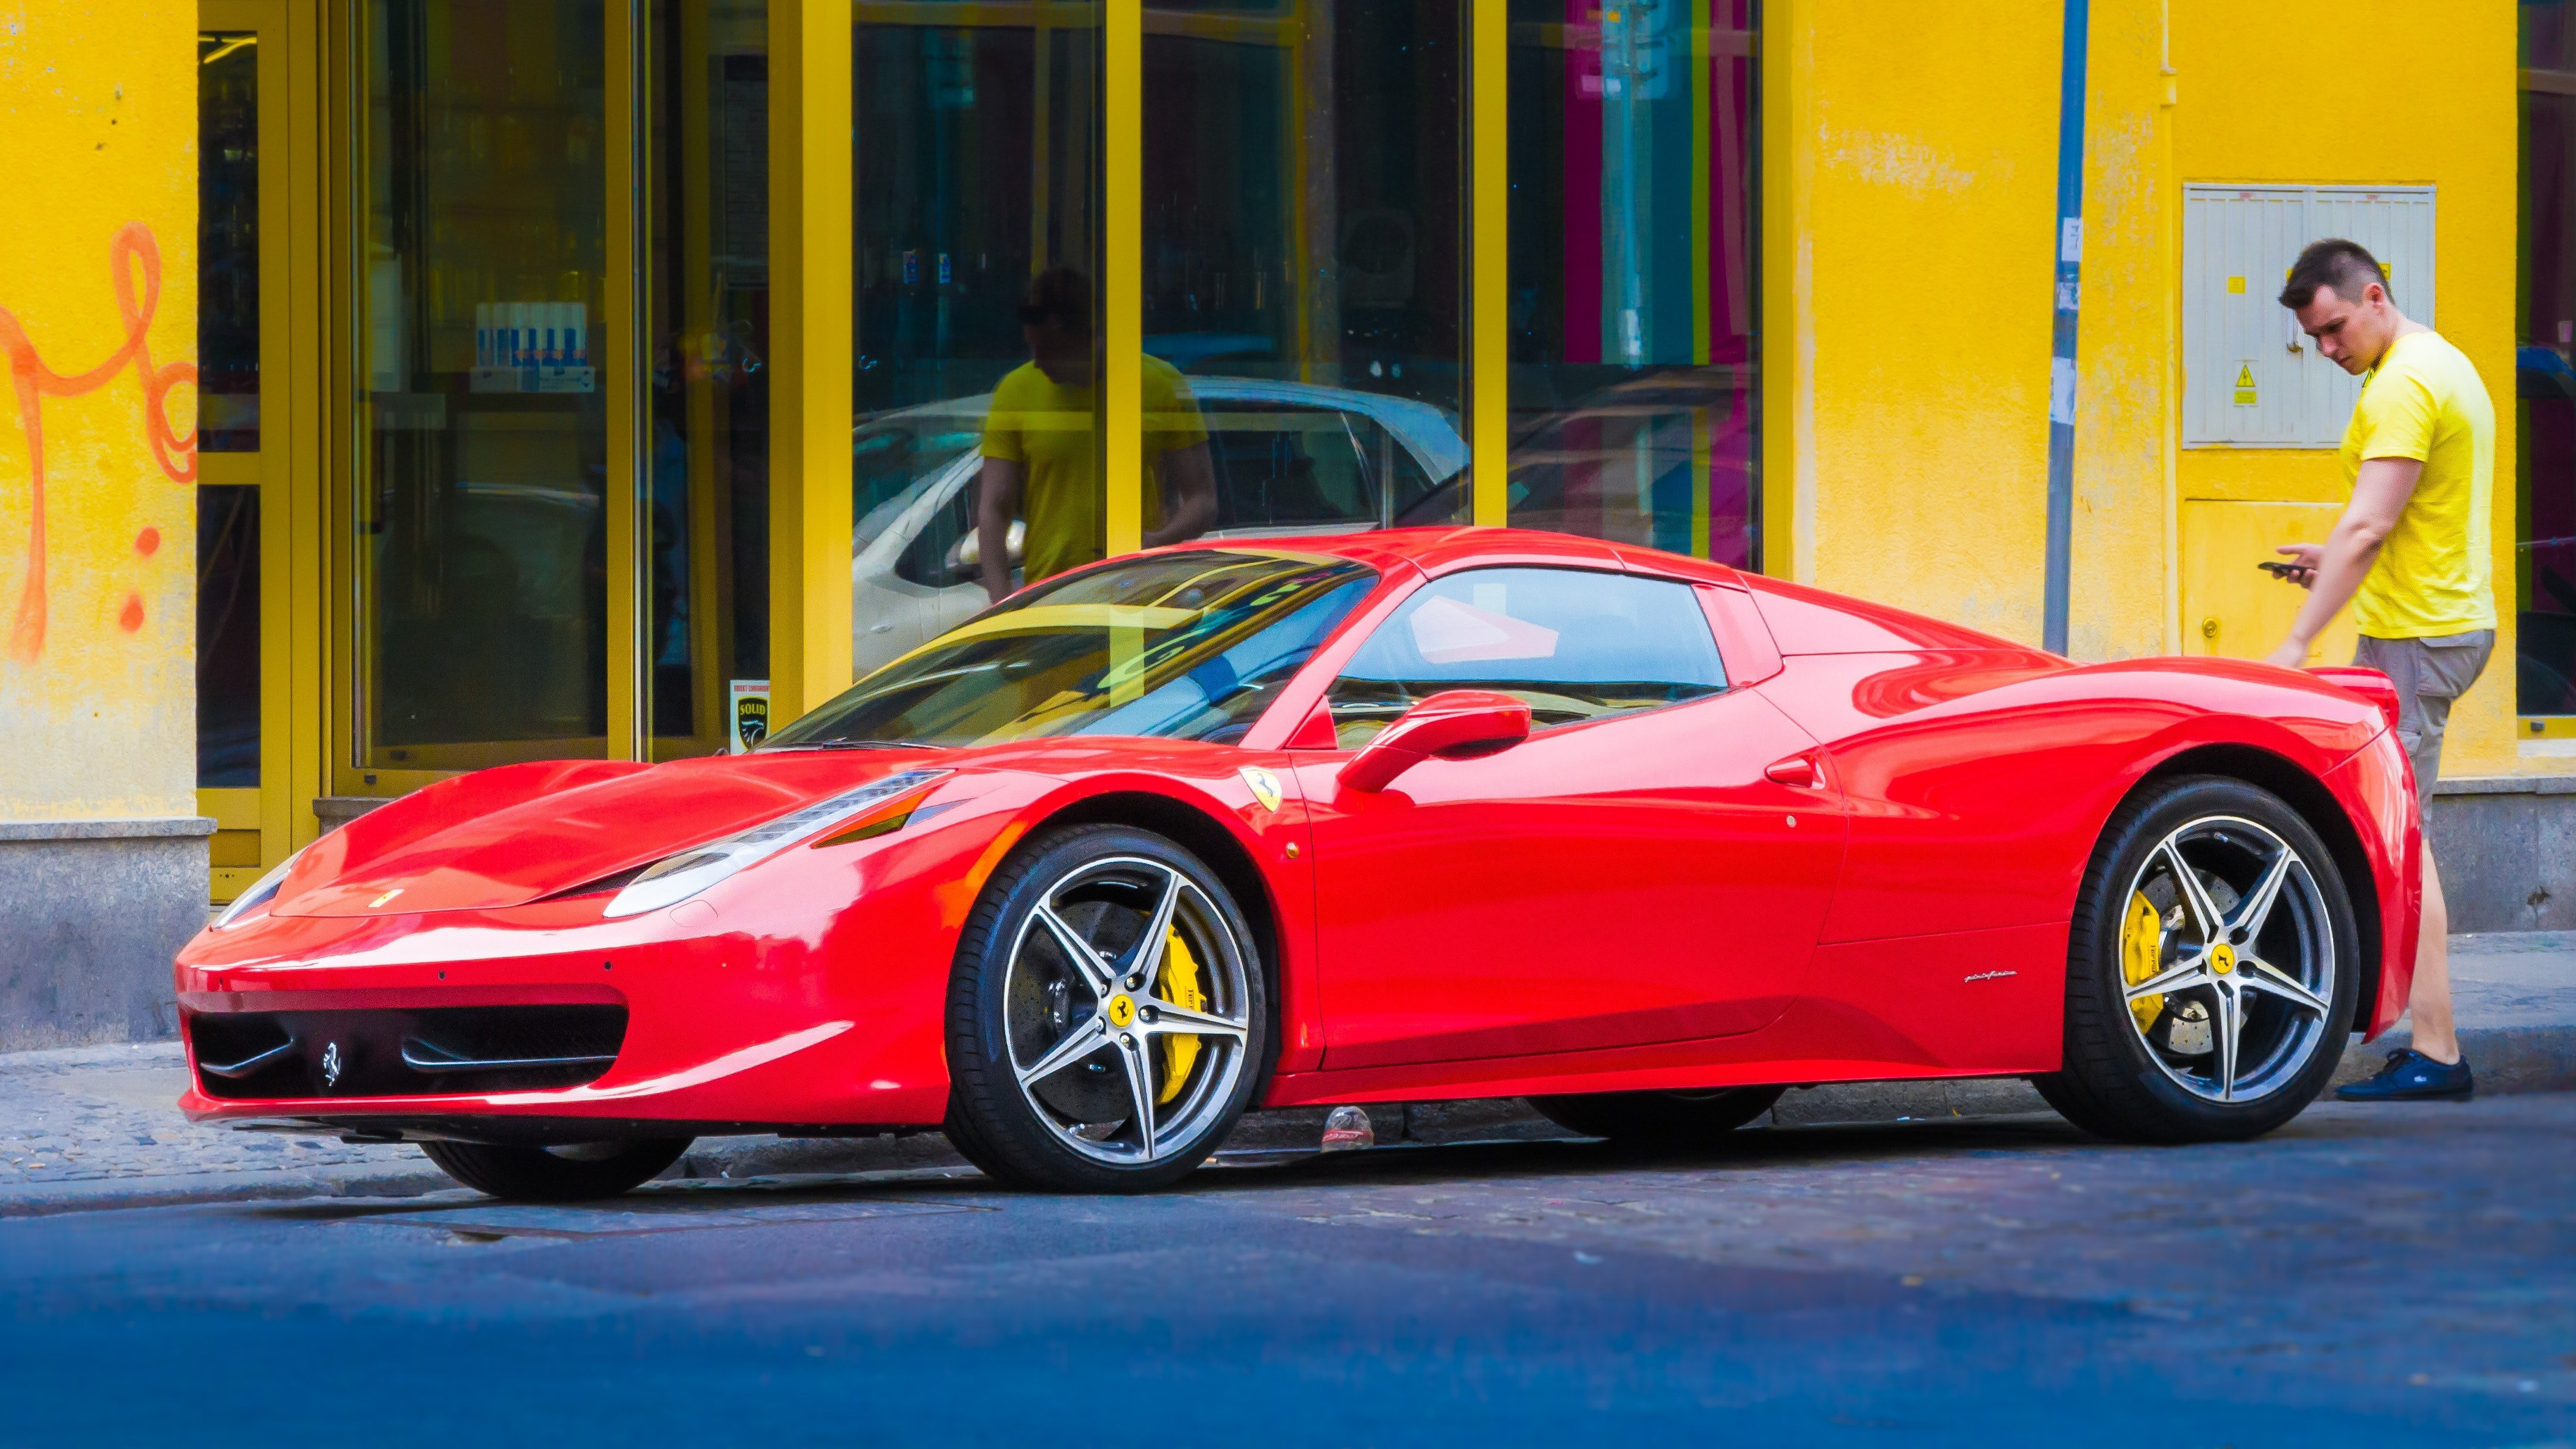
left=2227, top=276, right=2246, bottom=294
left=2233, top=361, right=2259, bottom=407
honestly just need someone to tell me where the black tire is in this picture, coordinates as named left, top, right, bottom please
left=944, top=824, right=1274, bottom=1193
left=1525, top=1085, right=1786, bottom=1144
left=417, top=1137, right=692, bottom=1201
left=2035, top=775, right=2360, bottom=1144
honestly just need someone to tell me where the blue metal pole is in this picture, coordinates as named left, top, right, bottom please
left=2043, top=0, right=2090, bottom=656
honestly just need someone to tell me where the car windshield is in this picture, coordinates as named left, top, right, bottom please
left=767, top=551, right=1380, bottom=749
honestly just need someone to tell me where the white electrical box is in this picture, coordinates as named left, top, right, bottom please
left=2182, top=184, right=2436, bottom=447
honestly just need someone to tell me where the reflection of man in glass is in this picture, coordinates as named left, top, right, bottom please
left=978, top=266, right=1215, bottom=602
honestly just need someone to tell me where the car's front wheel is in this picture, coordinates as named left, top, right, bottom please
left=944, top=824, right=1272, bottom=1192
left=418, top=1138, right=692, bottom=1201
left=2036, top=775, right=2359, bottom=1143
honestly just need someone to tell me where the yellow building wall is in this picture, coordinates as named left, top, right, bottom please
left=0, top=1, right=198, bottom=819
left=1768, top=0, right=2066, bottom=643
left=2170, top=0, right=2522, bottom=775
left=1770, top=0, right=2530, bottom=777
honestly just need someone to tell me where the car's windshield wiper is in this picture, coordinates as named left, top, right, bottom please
left=758, top=739, right=921, bottom=753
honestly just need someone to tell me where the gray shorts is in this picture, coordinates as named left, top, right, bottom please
left=2353, top=630, right=2496, bottom=809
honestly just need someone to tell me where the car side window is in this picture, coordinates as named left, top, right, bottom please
left=895, top=473, right=976, bottom=589
left=1325, top=567, right=1728, bottom=746
left=1205, top=405, right=1375, bottom=530
left=1345, top=414, right=1442, bottom=525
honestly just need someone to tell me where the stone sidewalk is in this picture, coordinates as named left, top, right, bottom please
left=5, top=932, right=2568, bottom=1215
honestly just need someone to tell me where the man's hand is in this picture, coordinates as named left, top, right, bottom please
left=976, top=456, right=1026, bottom=604
left=1142, top=440, right=1217, bottom=549
left=2263, top=456, right=2419, bottom=668
left=2271, top=543, right=2322, bottom=589
left=2261, top=639, right=2312, bottom=669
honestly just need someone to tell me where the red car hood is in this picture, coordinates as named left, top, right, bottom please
left=273, top=750, right=951, bottom=917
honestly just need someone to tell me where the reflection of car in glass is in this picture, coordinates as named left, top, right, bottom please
left=849, top=380, right=1466, bottom=675
left=180, top=530, right=2419, bottom=1201
left=1395, top=368, right=1756, bottom=556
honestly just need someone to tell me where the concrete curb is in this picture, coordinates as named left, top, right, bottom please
left=6, top=1027, right=2567, bottom=1219
left=0, top=1161, right=457, bottom=1219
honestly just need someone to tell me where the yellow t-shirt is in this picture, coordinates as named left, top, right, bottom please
left=2338, top=330, right=2497, bottom=638
left=980, top=356, right=1211, bottom=586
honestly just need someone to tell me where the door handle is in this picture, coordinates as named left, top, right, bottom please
left=1763, top=753, right=1822, bottom=788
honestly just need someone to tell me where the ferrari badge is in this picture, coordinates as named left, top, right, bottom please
left=1238, top=766, right=1283, bottom=813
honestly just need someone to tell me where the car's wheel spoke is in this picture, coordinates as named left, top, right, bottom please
left=2214, top=982, right=2243, bottom=1101
left=2156, top=837, right=2227, bottom=945
left=2236, top=956, right=2331, bottom=1016
left=2227, top=847, right=2298, bottom=944
left=2124, top=959, right=2209, bottom=1002
left=1140, top=1002, right=1248, bottom=1041
left=1033, top=903, right=1118, bottom=996
left=1123, top=868, right=1184, bottom=997
left=1119, top=1034, right=1158, bottom=1160
left=1016, top=1015, right=1109, bottom=1087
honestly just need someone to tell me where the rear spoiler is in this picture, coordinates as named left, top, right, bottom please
left=2306, top=666, right=2403, bottom=732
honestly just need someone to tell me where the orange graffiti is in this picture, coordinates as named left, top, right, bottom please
left=0, top=222, right=196, bottom=659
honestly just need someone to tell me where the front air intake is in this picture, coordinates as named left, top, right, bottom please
left=189, top=1005, right=627, bottom=1100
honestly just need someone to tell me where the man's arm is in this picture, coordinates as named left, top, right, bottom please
left=2262, top=456, right=2422, bottom=667
left=1142, top=440, right=1217, bottom=548
left=977, top=456, right=1026, bottom=603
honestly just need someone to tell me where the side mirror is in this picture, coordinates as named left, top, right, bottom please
left=1337, top=690, right=1531, bottom=793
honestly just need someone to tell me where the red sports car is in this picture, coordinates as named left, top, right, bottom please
left=176, top=530, right=2418, bottom=1199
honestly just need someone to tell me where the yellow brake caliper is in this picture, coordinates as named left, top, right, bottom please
left=2122, top=890, right=2165, bottom=1032
left=1155, top=928, right=1208, bottom=1103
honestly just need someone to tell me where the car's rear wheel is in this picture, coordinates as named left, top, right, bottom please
left=2036, top=775, right=2359, bottom=1143
left=417, top=1138, right=692, bottom=1201
left=1525, top=1086, right=1786, bottom=1144
left=944, top=824, right=1272, bottom=1192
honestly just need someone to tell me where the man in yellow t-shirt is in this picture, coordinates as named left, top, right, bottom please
left=2267, top=237, right=2496, bottom=1103
left=977, top=267, right=1215, bottom=600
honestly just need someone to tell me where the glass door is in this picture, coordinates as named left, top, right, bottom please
left=198, top=1, right=292, bottom=900
left=645, top=0, right=770, bottom=759
left=343, top=0, right=621, bottom=787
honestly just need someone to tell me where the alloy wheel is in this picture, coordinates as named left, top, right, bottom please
left=1001, top=855, right=1253, bottom=1166
left=2116, top=814, right=2339, bottom=1103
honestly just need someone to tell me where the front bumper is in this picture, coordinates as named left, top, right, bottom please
left=175, top=909, right=956, bottom=1134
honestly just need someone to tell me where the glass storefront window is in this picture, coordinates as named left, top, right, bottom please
left=2521, top=5, right=2576, bottom=721
left=850, top=1, right=1105, bottom=678
left=355, top=0, right=611, bottom=767
left=198, top=486, right=261, bottom=788
left=1505, top=0, right=1758, bottom=564
left=198, top=29, right=261, bottom=787
left=201, top=32, right=261, bottom=454
left=647, top=0, right=770, bottom=755
left=1140, top=0, right=1468, bottom=542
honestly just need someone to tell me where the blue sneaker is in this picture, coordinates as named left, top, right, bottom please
left=2336, top=1048, right=2475, bottom=1102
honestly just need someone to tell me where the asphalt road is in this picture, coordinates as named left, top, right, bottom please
left=3, top=1097, right=2570, bottom=1448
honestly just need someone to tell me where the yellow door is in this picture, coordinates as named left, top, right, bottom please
left=2178, top=499, right=2364, bottom=666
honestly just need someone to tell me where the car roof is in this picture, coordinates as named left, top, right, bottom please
left=1151, top=529, right=2025, bottom=653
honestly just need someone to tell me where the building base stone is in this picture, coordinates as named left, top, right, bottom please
left=0, top=819, right=212, bottom=1052
left=2427, top=777, right=2576, bottom=934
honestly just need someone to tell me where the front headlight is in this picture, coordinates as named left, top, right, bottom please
left=211, top=844, right=311, bottom=930
left=603, top=769, right=949, bottom=919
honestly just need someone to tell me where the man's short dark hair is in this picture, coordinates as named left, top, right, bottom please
left=2280, top=238, right=2392, bottom=310
left=1015, top=265, right=1093, bottom=337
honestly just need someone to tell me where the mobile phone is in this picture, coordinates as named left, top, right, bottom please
left=2257, top=561, right=2298, bottom=578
